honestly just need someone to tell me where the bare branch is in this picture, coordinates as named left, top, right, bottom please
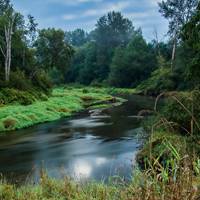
left=0, top=45, right=5, bottom=58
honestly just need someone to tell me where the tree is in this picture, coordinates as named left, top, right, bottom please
left=65, top=29, right=88, bottom=47
left=93, top=11, right=135, bottom=80
left=0, top=1, right=18, bottom=81
left=66, top=42, right=99, bottom=85
left=78, top=42, right=98, bottom=85
left=0, top=0, right=10, bottom=15
left=94, top=11, right=134, bottom=48
left=35, top=28, right=74, bottom=82
left=158, top=0, right=198, bottom=70
left=109, top=30, right=157, bottom=88
left=27, top=15, right=38, bottom=47
left=182, top=2, right=200, bottom=86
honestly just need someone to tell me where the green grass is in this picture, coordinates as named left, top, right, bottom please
left=0, top=155, right=200, bottom=200
left=0, top=87, right=124, bottom=132
left=1, top=88, right=200, bottom=199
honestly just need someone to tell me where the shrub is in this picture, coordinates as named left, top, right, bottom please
left=0, top=88, right=37, bottom=105
left=57, top=108, right=71, bottom=113
left=3, top=118, right=17, bottom=129
left=160, top=91, right=200, bottom=134
left=9, top=70, right=33, bottom=91
left=32, top=70, right=52, bottom=94
left=137, top=68, right=176, bottom=95
left=82, top=89, right=89, bottom=94
left=81, top=96, right=94, bottom=101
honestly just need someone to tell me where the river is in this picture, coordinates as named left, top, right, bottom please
left=0, top=95, right=154, bottom=183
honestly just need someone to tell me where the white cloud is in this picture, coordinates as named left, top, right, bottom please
left=62, top=1, right=131, bottom=20
left=148, top=0, right=162, bottom=7
left=78, top=0, right=103, bottom=2
left=12, top=0, right=168, bottom=41
left=82, top=1, right=131, bottom=17
left=49, top=0, right=103, bottom=6
left=63, top=14, right=77, bottom=20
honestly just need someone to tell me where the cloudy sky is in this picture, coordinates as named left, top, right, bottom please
left=11, top=0, right=169, bottom=41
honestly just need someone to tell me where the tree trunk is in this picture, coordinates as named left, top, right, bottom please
left=3, top=16, right=14, bottom=82
left=171, top=36, right=177, bottom=71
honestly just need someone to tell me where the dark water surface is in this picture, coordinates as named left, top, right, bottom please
left=0, top=95, right=154, bottom=183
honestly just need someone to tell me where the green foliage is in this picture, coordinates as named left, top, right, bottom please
left=94, top=11, right=134, bottom=48
left=109, top=31, right=157, bottom=88
left=31, top=70, right=52, bottom=94
left=78, top=42, right=99, bottom=85
left=0, top=88, right=36, bottom=105
left=0, top=87, right=123, bottom=132
left=67, top=12, right=137, bottom=85
left=65, top=28, right=88, bottom=47
left=35, top=28, right=74, bottom=77
left=137, top=131, right=184, bottom=169
left=137, top=67, right=176, bottom=95
left=8, top=70, right=32, bottom=90
left=161, top=91, right=200, bottom=133
left=94, top=11, right=134, bottom=81
left=158, top=0, right=198, bottom=36
left=182, top=3, right=200, bottom=86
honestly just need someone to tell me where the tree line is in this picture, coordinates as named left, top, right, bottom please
left=0, top=0, right=199, bottom=93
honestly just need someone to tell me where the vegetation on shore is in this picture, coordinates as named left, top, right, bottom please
left=1, top=148, right=200, bottom=200
left=1, top=89, right=200, bottom=200
left=0, top=86, right=129, bottom=133
left=0, top=0, right=200, bottom=199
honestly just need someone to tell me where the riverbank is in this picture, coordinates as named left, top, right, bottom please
left=0, top=155, right=199, bottom=200
left=0, top=86, right=133, bottom=133
left=1, top=88, right=200, bottom=199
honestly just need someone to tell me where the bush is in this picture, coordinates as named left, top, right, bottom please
left=82, top=89, right=89, bottom=93
left=3, top=118, right=18, bottom=129
left=137, top=68, right=176, bottom=95
left=32, top=70, right=52, bottom=94
left=9, top=70, right=33, bottom=91
left=0, top=69, right=52, bottom=98
left=0, top=88, right=37, bottom=105
left=160, top=91, right=200, bottom=134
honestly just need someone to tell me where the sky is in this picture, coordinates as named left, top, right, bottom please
left=11, top=0, right=169, bottom=41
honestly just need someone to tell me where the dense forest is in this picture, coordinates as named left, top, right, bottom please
left=0, top=0, right=199, bottom=94
left=1, top=0, right=200, bottom=199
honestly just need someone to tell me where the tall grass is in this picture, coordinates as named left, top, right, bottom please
left=0, top=87, right=124, bottom=132
left=0, top=152, right=199, bottom=200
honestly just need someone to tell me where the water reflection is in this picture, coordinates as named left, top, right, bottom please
left=0, top=95, right=155, bottom=183
left=73, top=160, right=92, bottom=178
left=69, top=117, right=112, bottom=128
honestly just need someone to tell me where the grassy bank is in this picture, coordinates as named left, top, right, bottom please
left=1, top=130, right=200, bottom=200
left=1, top=88, right=200, bottom=199
left=0, top=86, right=127, bottom=133
left=1, top=155, right=200, bottom=200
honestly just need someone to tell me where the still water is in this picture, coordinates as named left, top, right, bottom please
left=0, top=95, right=154, bottom=183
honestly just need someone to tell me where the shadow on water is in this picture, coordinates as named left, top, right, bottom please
left=0, top=95, right=155, bottom=183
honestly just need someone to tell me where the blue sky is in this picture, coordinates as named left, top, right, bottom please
left=11, top=0, right=169, bottom=41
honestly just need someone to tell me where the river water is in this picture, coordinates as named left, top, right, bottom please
left=0, top=95, right=154, bottom=183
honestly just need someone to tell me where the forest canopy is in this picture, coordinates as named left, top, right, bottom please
left=0, top=0, right=199, bottom=94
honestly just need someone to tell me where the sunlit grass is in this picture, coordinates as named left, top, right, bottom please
left=0, top=86, right=125, bottom=132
